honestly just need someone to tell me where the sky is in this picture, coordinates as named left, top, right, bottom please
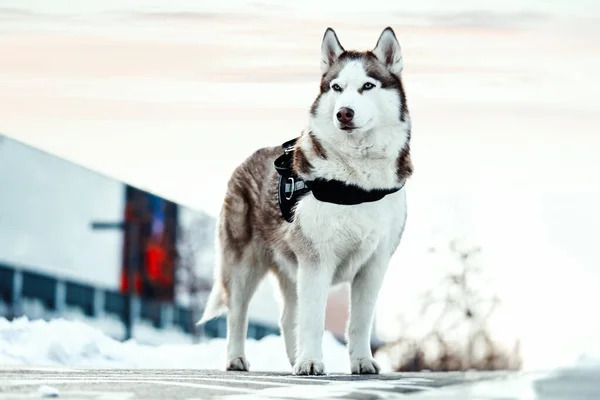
left=2, top=0, right=600, bottom=17
left=1, top=0, right=599, bottom=369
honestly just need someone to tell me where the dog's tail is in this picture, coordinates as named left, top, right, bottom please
left=197, top=281, right=227, bottom=326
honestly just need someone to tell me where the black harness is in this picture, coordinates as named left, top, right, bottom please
left=274, top=138, right=406, bottom=223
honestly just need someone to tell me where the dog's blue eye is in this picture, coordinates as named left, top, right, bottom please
left=332, top=84, right=342, bottom=92
left=362, top=82, right=375, bottom=90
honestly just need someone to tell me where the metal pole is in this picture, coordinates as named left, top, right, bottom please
left=124, top=222, right=138, bottom=341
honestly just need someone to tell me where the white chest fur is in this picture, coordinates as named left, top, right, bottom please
left=282, top=188, right=407, bottom=285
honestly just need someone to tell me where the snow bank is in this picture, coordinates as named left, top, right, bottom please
left=574, top=346, right=600, bottom=369
left=0, top=317, right=351, bottom=372
left=37, top=385, right=60, bottom=398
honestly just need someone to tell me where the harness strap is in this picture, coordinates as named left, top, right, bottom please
left=274, top=137, right=405, bottom=223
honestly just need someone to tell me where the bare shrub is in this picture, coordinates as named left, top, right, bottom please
left=378, top=237, right=522, bottom=372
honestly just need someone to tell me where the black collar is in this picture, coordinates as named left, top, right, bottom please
left=274, top=138, right=405, bottom=223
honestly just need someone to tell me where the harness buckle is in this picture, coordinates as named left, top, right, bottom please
left=285, top=177, right=295, bottom=200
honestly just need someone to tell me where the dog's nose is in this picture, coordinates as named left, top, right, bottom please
left=336, top=107, right=354, bottom=124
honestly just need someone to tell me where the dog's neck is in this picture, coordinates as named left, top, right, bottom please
left=292, top=126, right=413, bottom=191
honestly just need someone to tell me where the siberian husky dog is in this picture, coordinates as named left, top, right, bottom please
left=198, top=26, right=413, bottom=375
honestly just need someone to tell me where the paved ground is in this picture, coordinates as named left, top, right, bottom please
left=0, top=367, right=507, bottom=399
left=0, top=367, right=599, bottom=399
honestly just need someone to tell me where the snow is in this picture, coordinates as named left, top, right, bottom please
left=10, top=297, right=197, bottom=346
left=37, top=385, right=60, bottom=398
left=0, top=317, right=351, bottom=373
left=1, top=316, right=598, bottom=374
left=575, top=347, right=600, bottom=369
left=407, top=373, right=546, bottom=400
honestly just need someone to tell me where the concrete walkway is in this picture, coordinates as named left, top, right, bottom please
left=1, top=367, right=598, bottom=399
left=0, top=367, right=505, bottom=399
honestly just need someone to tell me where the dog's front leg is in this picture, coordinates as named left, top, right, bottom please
left=293, top=262, right=334, bottom=376
left=347, top=256, right=388, bottom=374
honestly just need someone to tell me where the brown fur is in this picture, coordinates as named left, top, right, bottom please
left=308, top=131, right=328, bottom=160
left=219, top=147, right=279, bottom=263
left=293, top=147, right=312, bottom=175
left=396, top=144, right=414, bottom=183
left=217, top=145, right=320, bottom=301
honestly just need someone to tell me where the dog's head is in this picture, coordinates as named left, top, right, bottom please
left=309, top=27, right=409, bottom=151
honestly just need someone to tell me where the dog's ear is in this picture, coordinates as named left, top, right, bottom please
left=321, top=28, right=344, bottom=74
left=373, top=27, right=403, bottom=75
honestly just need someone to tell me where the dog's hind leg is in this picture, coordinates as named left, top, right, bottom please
left=225, top=256, right=269, bottom=371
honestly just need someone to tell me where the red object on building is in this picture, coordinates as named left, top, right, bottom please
left=145, top=241, right=165, bottom=283
left=120, top=270, right=143, bottom=295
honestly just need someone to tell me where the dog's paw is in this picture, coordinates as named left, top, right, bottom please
left=226, top=356, right=250, bottom=371
left=293, top=359, right=325, bottom=376
left=351, top=357, right=381, bottom=375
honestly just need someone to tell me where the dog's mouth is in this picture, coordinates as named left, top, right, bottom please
left=338, top=119, right=371, bottom=133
